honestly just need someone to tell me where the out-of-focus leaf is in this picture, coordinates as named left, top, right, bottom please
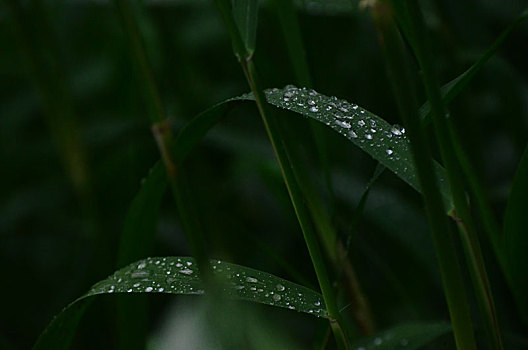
left=349, top=322, right=451, bottom=350
left=116, top=162, right=167, bottom=267
left=33, top=257, right=326, bottom=350
left=231, top=0, right=259, bottom=54
left=419, top=9, right=528, bottom=123
left=502, top=144, right=528, bottom=326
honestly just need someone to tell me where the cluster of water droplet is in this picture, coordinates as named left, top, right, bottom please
left=264, top=86, right=409, bottom=163
left=87, top=257, right=327, bottom=318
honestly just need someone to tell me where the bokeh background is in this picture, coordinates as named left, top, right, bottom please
left=1, top=0, right=527, bottom=349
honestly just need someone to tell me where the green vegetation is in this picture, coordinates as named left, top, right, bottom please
left=1, top=0, right=528, bottom=349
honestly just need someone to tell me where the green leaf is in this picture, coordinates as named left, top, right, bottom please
left=231, top=0, right=259, bottom=54
left=115, top=161, right=167, bottom=350
left=117, top=162, right=167, bottom=267
left=173, top=99, right=236, bottom=164
left=33, top=257, right=326, bottom=350
left=503, top=144, right=528, bottom=326
left=349, top=322, right=451, bottom=350
left=419, top=9, right=528, bottom=123
left=236, top=86, right=453, bottom=211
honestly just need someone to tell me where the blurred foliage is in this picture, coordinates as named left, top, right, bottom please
left=1, top=0, right=527, bottom=349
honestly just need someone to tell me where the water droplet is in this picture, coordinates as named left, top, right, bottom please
left=186, top=261, right=192, bottom=266
left=131, top=270, right=150, bottom=278
left=335, top=120, right=351, bottom=129
left=310, top=106, right=319, bottom=112
left=365, top=134, right=373, bottom=140
left=358, top=120, right=365, bottom=127
left=308, top=100, right=315, bottom=105
left=179, top=269, right=193, bottom=275
left=137, top=262, right=147, bottom=269
left=276, top=284, right=285, bottom=291
left=145, top=286, right=153, bottom=292
left=374, top=337, right=382, bottom=345
left=133, top=283, right=141, bottom=288
left=314, top=301, right=321, bottom=306
left=158, top=287, right=164, bottom=292
left=250, top=286, right=257, bottom=291
left=175, top=263, right=183, bottom=268
left=246, top=277, right=258, bottom=283
left=370, top=128, right=376, bottom=133
left=391, top=124, right=405, bottom=136
left=349, top=130, right=358, bottom=138
left=273, top=294, right=281, bottom=302
left=386, top=149, right=393, bottom=155
left=127, top=288, right=133, bottom=293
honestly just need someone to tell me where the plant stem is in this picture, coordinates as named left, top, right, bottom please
left=245, top=59, right=350, bottom=350
left=371, top=3, right=477, bottom=349
left=400, top=2, right=503, bottom=349
left=114, top=0, right=209, bottom=271
left=212, top=2, right=350, bottom=347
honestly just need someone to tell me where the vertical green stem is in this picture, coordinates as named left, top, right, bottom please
left=213, top=1, right=349, bottom=347
left=400, top=2, right=503, bottom=349
left=371, top=3, right=477, bottom=349
left=113, top=0, right=209, bottom=272
left=245, top=59, right=349, bottom=349
left=273, top=0, right=375, bottom=335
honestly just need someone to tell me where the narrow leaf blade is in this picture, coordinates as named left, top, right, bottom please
left=419, top=9, right=528, bottom=122
left=237, top=86, right=453, bottom=210
left=503, top=144, right=528, bottom=325
left=33, top=257, right=326, bottom=350
left=231, top=0, right=259, bottom=54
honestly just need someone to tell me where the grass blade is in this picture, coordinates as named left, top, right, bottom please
left=349, top=322, right=451, bottom=350
left=33, top=257, right=327, bottom=350
left=231, top=0, right=259, bottom=55
left=370, top=4, right=477, bottom=349
left=237, top=87, right=453, bottom=210
left=419, top=9, right=528, bottom=123
left=116, top=162, right=167, bottom=267
left=503, top=145, right=528, bottom=325
left=131, top=86, right=453, bottom=216
left=115, top=162, right=167, bottom=350
left=214, top=2, right=349, bottom=346
left=396, top=2, right=503, bottom=349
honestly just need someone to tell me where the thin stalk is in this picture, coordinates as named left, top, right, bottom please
left=113, top=0, right=209, bottom=271
left=402, top=2, right=503, bottom=349
left=212, top=2, right=349, bottom=347
left=245, top=59, right=349, bottom=350
left=280, top=127, right=375, bottom=335
left=371, top=3, right=477, bottom=349
left=447, top=120, right=501, bottom=255
left=271, top=0, right=337, bottom=218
